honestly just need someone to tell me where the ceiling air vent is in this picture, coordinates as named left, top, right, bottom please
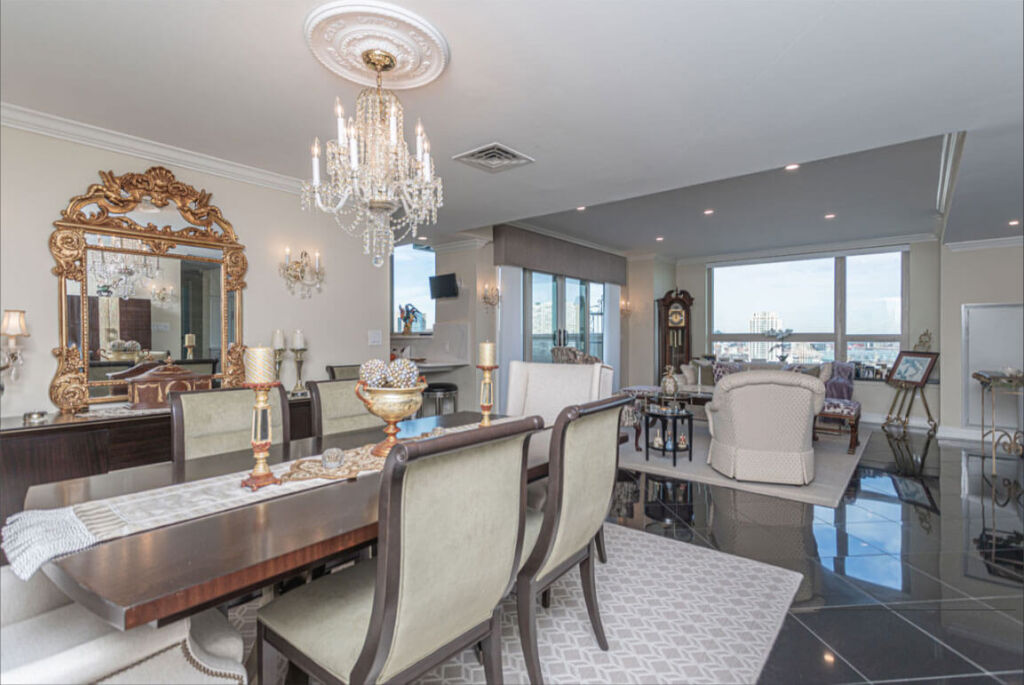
left=452, top=142, right=534, bottom=173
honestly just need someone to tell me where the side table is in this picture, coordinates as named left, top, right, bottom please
left=644, top=406, right=693, bottom=467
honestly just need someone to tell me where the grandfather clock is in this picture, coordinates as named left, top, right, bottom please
left=657, top=289, right=694, bottom=372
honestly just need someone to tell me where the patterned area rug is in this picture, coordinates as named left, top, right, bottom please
left=233, top=523, right=801, bottom=684
left=619, top=423, right=867, bottom=508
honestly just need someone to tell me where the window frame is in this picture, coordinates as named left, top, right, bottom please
left=707, top=248, right=908, bottom=363
left=523, top=269, right=605, bottom=362
left=389, top=244, right=437, bottom=335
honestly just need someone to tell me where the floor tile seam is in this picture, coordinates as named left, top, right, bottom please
left=788, top=612, right=871, bottom=683
left=883, top=600, right=998, bottom=677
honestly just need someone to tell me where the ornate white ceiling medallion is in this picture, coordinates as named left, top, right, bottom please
left=305, top=1, right=450, bottom=90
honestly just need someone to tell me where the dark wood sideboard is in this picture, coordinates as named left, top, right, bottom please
left=0, top=397, right=313, bottom=529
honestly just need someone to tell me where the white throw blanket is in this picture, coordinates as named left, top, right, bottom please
left=3, top=419, right=498, bottom=580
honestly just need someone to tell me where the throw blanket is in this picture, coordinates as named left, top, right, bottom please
left=2, top=420, right=496, bottom=580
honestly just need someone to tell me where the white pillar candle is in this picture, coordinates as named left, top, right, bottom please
left=479, top=341, right=496, bottom=367
left=184, top=333, right=196, bottom=347
left=314, top=252, right=320, bottom=271
left=271, top=329, right=285, bottom=350
left=244, top=346, right=276, bottom=384
left=291, top=329, right=306, bottom=350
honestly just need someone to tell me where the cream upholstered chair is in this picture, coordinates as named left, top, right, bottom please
left=308, top=379, right=383, bottom=437
left=516, top=396, right=630, bottom=685
left=256, top=416, right=545, bottom=685
left=169, top=386, right=289, bottom=464
left=706, top=370, right=825, bottom=485
left=0, top=566, right=247, bottom=684
left=326, top=364, right=360, bottom=381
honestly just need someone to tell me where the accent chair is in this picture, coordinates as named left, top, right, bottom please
left=308, top=379, right=384, bottom=438
left=256, top=416, right=545, bottom=685
left=706, top=370, right=826, bottom=485
left=0, top=566, right=247, bottom=684
left=325, top=364, right=360, bottom=381
left=169, top=385, right=289, bottom=465
left=515, top=395, right=630, bottom=685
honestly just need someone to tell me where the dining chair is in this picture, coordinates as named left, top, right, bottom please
left=308, top=379, right=384, bottom=438
left=516, top=394, right=631, bottom=685
left=326, top=364, right=361, bottom=381
left=256, top=416, right=545, bottom=685
left=169, top=385, right=290, bottom=464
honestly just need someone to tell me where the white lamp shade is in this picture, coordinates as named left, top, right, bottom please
left=1, top=310, right=28, bottom=337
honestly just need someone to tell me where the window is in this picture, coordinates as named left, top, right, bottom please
left=391, top=244, right=435, bottom=333
left=524, top=270, right=606, bottom=362
left=710, top=250, right=905, bottom=366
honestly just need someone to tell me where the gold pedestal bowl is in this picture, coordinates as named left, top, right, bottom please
left=355, top=379, right=427, bottom=457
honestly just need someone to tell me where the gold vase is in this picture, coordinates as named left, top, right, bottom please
left=355, top=379, right=427, bottom=457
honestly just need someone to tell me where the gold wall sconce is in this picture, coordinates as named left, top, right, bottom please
left=481, top=284, right=500, bottom=309
left=620, top=299, right=633, bottom=318
left=280, top=247, right=324, bottom=298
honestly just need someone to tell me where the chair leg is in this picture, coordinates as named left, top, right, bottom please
left=481, top=608, right=504, bottom=685
left=256, top=621, right=265, bottom=685
left=595, top=526, right=608, bottom=564
left=580, top=549, right=608, bottom=651
left=516, top=577, right=544, bottom=685
left=848, top=417, right=859, bottom=454
left=540, top=588, right=551, bottom=608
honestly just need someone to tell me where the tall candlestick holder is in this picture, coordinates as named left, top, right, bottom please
left=184, top=344, right=195, bottom=360
left=477, top=365, right=497, bottom=427
left=241, top=381, right=282, bottom=491
left=292, top=348, right=307, bottom=394
left=273, top=348, right=286, bottom=382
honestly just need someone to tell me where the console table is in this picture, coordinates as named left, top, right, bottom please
left=0, top=397, right=313, bottom=530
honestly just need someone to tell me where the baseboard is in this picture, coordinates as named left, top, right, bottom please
left=860, top=412, right=980, bottom=442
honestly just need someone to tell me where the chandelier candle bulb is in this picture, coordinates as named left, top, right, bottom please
left=285, top=247, right=290, bottom=264
left=335, top=96, right=345, bottom=144
left=315, top=252, right=320, bottom=271
left=311, top=138, right=321, bottom=186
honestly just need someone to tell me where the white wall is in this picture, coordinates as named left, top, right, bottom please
left=497, top=265, right=523, bottom=413
left=0, top=126, right=390, bottom=416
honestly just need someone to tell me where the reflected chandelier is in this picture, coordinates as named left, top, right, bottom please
left=301, top=49, right=443, bottom=267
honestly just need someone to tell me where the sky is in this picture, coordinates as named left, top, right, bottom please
left=713, top=252, right=901, bottom=334
left=392, top=244, right=435, bottom=330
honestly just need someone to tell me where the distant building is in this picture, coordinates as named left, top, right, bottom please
left=749, top=311, right=781, bottom=360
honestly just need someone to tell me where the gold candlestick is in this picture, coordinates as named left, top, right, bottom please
left=241, top=381, right=282, bottom=491
left=292, top=348, right=307, bottom=394
left=184, top=344, right=195, bottom=360
left=273, top=348, right=285, bottom=382
left=477, top=364, right=497, bottom=427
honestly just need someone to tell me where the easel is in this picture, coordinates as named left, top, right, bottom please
left=883, top=381, right=938, bottom=433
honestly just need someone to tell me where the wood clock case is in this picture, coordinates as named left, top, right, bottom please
left=656, top=289, right=694, bottom=372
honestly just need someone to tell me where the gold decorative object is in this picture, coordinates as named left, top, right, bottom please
left=481, top=285, right=500, bottom=310
left=478, top=365, right=496, bottom=427
left=292, top=348, right=308, bottom=394
left=660, top=365, right=679, bottom=396
left=279, top=248, right=324, bottom=298
left=241, top=346, right=281, bottom=491
left=48, top=166, right=247, bottom=414
left=355, top=378, right=427, bottom=457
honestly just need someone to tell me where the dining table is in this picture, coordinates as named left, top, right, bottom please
left=22, top=411, right=549, bottom=632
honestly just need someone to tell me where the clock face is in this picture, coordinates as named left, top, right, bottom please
left=668, top=307, right=686, bottom=328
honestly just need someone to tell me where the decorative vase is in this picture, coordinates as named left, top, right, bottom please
left=355, top=379, right=427, bottom=457
left=660, top=365, right=678, bottom=396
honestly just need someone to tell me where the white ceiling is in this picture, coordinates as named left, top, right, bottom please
left=522, top=136, right=945, bottom=258
left=1, top=0, right=1021, bottom=253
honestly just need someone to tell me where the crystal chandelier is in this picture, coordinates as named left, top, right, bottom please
left=301, top=49, right=443, bottom=267
left=89, top=238, right=161, bottom=300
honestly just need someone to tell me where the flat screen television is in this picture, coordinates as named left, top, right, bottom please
left=429, top=273, right=459, bottom=299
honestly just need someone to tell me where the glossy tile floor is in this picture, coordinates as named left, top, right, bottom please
left=611, top=427, right=1024, bottom=684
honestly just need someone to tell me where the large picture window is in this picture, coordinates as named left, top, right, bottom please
left=710, top=250, right=905, bottom=365
left=391, top=244, right=436, bottom=333
left=524, top=270, right=606, bottom=363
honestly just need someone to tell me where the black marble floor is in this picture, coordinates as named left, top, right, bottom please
left=611, top=427, right=1024, bottom=684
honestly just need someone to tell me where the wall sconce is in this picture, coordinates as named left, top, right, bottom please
left=1, top=309, right=29, bottom=385
left=280, top=247, right=324, bottom=298
left=481, top=284, right=500, bottom=309
left=620, top=299, right=633, bottom=318
left=150, top=284, right=177, bottom=307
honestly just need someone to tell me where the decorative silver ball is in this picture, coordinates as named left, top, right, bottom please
left=386, top=359, right=419, bottom=388
left=359, top=359, right=388, bottom=388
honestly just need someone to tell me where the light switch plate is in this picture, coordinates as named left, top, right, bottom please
left=368, top=329, right=383, bottom=346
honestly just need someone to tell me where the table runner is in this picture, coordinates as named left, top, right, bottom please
left=2, top=420, right=494, bottom=580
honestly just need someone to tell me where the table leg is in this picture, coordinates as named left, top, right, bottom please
left=671, top=417, right=677, bottom=468
left=688, top=414, right=693, bottom=462
left=644, top=414, right=650, bottom=462
left=634, top=423, right=641, bottom=451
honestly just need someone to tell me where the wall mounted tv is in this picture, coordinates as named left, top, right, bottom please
left=429, top=273, right=459, bottom=299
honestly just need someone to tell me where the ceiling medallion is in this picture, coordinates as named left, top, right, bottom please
left=304, top=1, right=450, bottom=90
left=302, top=3, right=447, bottom=267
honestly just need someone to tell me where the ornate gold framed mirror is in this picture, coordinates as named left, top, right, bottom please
left=49, top=166, right=247, bottom=414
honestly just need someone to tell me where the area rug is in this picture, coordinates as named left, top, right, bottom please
left=235, top=523, right=801, bottom=685
left=618, top=424, right=868, bottom=508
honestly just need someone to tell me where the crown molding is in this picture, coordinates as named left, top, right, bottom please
left=935, top=130, right=966, bottom=242
left=504, top=221, right=626, bottom=257
left=675, top=232, right=937, bottom=267
left=944, top=235, right=1024, bottom=252
left=1, top=102, right=303, bottom=194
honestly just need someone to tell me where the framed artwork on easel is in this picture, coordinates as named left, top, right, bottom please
left=886, top=351, right=939, bottom=387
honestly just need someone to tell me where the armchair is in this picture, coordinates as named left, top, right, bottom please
left=706, top=370, right=825, bottom=485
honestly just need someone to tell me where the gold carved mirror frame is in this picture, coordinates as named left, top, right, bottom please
left=49, top=166, right=247, bottom=414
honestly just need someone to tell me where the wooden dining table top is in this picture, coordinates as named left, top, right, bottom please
left=23, top=411, right=549, bottom=631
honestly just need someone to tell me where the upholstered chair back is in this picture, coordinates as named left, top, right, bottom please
left=326, top=364, right=360, bottom=381
left=308, top=379, right=383, bottom=437
left=351, top=416, right=543, bottom=683
left=169, top=386, right=289, bottom=463
left=505, top=360, right=614, bottom=426
left=524, top=396, right=629, bottom=584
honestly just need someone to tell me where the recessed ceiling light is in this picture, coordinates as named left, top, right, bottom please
left=655, top=236, right=664, bottom=242
left=703, top=209, right=715, bottom=215
left=417, top=236, right=428, bottom=241
left=1010, top=219, right=1021, bottom=226
left=784, top=163, right=800, bottom=171
left=824, top=213, right=836, bottom=220
left=576, top=206, right=586, bottom=211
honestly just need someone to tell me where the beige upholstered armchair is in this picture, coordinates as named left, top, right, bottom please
left=169, top=386, right=289, bottom=464
left=308, top=379, right=383, bottom=437
left=706, top=370, right=825, bottom=485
